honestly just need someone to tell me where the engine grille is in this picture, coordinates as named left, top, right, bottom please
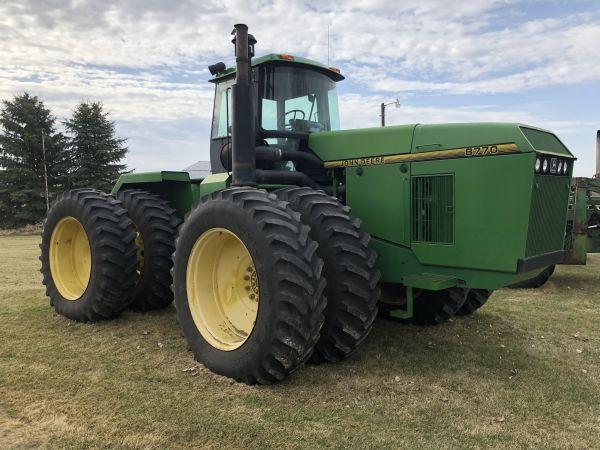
left=412, top=175, right=454, bottom=244
left=525, top=175, right=570, bottom=257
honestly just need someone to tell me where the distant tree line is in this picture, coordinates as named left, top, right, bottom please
left=0, top=93, right=128, bottom=228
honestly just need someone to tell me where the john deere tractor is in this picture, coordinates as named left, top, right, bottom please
left=40, top=24, right=575, bottom=384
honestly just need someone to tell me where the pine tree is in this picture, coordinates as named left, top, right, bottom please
left=0, top=93, right=68, bottom=228
left=64, top=102, right=128, bottom=191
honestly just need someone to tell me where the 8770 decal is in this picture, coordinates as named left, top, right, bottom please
left=464, top=145, right=499, bottom=156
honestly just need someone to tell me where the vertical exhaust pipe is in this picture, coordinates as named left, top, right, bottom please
left=230, top=24, right=257, bottom=186
left=596, top=130, right=600, bottom=178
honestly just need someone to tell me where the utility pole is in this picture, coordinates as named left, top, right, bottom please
left=327, top=25, right=330, bottom=66
left=380, top=99, right=401, bottom=127
left=41, top=131, right=50, bottom=211
left=594, top=130, right=600, bottom=179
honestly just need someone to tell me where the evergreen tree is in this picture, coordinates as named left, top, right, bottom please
left=0, top=93, right=67, bottom=228
left=64, top=102, right=128, bottom=191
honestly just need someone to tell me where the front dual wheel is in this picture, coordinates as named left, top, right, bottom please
left=172, top=188, right=327, bottom=384
left=40, top=189, right=138, bottom=322
left=41, top=188, right=180, bottom=321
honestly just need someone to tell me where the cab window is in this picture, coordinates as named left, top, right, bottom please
left=211, top=79, right=234, bottom=139
left=259, top=65, right=340, bottom=133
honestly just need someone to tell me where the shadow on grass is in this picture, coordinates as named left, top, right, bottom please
left=119, top=303, right=536, bottom=384
left=289, top=312, right=537, bottom=386
left=29, top=297, right=562, bottom=392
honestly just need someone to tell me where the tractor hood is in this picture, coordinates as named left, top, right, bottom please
left=309, top=123, right=575, bottom=166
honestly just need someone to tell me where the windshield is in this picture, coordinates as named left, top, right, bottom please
left=259, top=65, right=340, bottom=133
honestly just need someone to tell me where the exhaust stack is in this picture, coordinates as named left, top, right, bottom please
left=230, top=24, right=257, bottom=186
left=596, top=130, right=600, bottom=178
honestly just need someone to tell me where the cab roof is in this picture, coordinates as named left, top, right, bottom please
left=209, top=53, right=344, bottom=83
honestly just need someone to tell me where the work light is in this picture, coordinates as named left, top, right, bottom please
left=535, top=158, right=541, bottom=173
left=563, top=161, right=569, bottom=175
left=557, top=161, right=563, bottom=174
left=542, top=158, right=549, bottom=173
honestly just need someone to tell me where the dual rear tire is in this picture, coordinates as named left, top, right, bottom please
left=172, top=187, right=381, bottom=383
left=115, top=190, right=181, bottom=311
left=40, top=189, right=180, bottom=322
left=172, top=188, right=327, bottom=384
left=40, top=189, right=138, bottom=321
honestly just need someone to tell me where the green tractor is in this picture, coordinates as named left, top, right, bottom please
left=511, top=133, right=600, bottom=289
left=40, top=24, right=575, bottom=384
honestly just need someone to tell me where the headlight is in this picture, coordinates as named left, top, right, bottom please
left=535, top=158, right=542, bottom=173
left=542, top=158, right=549, bottom=173
left=563, top=161, right=568, bottom=175
left=557, top=161, right=563, bottom=174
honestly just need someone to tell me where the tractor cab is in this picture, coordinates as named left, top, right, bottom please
left=208, top=54, right=344, bottom=173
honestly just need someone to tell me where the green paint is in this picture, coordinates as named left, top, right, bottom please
left=111, top=171, right=190, bottom=194
left=340, top=128, right=573, bottom=289
left=411, top=123, right=535, bottom=153
left=198, top=173, right=231, bottom=198
left=112, top=171, right=232, bottom=218
left=310, top=122, right=574, bottom=164
left=520, top=127, right=572, bottom=157
left=371, top=237, right=549, bottom=290
left=111, top=122, right=574, bottom=296
left=346, top=163, right=411, bottom=246
left=402, top=274, right=459, bottom=290
left=112, top=171, right=195, bottom=219
left=210, top=53, right=344, bottom=82
left=310, top=124, right=416, bottom=161
left=388, top=287, right=414, bottom=320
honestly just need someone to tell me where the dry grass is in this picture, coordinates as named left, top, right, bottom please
left=0, top=224, right=43, bottom=237
left=1, top=235, right=599, bottom=449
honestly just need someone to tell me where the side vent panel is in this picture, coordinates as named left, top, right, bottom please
left=412, top=175, right=454, bottom=244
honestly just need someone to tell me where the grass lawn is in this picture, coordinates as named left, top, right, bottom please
left=1, top=235, right=599, bottom=448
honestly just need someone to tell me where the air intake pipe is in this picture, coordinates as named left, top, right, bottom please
left=255, top=170, right=319, bottom=189
left=230, top=24, right=257, bottom=186
left=220, top=145, right=323, bottom=169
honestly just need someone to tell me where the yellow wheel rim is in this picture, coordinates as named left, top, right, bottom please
left=49, top=217, right=92, bottom=300
left=186, top=228, right=259, bottom=351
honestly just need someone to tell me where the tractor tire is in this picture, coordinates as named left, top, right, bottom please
left=116, top=189, right=181, bottom=311
left=40, top=189, right=138, bottom=322
left=275, top=187, right=380, bottom=363
left=410, top=288, right=468, bottom=325
left=172, top=187, right=327, bottom=384
left=456, top=289, right=493, bottom=315
left=509, top=265, right=555, bottom=289
left=380, top=287, right=467, bottom=326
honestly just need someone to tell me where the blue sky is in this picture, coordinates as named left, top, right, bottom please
left=1, top=0, right=599, bottom=176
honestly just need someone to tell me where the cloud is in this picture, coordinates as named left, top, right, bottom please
left=0, top=0, right=598, bottom=176
left=338, top=92, right=599, bottom=176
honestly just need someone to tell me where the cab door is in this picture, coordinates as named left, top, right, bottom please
left=209, top=78, right=234, bottom=173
